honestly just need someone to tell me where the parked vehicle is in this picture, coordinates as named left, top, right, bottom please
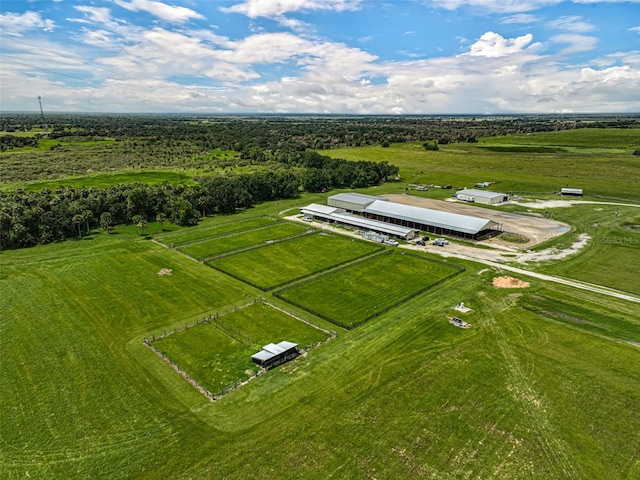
left=416, top=240, right=426, bottom=246
left=433, top=238, right=449, bottom=246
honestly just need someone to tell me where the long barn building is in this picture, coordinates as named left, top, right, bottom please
left=302, top=193, right=502, bottom=241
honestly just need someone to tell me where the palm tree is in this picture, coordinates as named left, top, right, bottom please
left=82, top=210, right=93, bottom=234
left=156, top=213, right=166, bottom=231
left=138, top=218, right=148, bottom=235
left=72, top=214, right=84, bottom=238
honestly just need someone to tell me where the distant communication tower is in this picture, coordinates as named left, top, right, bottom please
left=37, top=96, right=48, bottom=137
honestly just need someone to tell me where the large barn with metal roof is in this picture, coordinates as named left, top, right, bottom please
left=301, top=193, right=502, bottom=241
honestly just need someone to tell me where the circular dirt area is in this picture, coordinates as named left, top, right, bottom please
left=492, top=276, right=530, bottom=288
left=382, top=194, right=570, bottom=249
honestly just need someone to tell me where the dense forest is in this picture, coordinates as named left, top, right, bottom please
left=1, top=114, right=638, bottom=249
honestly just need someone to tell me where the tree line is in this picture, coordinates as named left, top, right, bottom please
left=0, top=153, right=397, bottom=249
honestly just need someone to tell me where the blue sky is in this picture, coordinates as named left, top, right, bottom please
left=1, top=0, right=639, bottom=113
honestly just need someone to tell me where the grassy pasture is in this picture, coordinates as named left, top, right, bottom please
left=178, top=222, right=309, bottom=260
left=527, top=204, right=640, bottom=295
left=480, top=127, right=640, bottom=149
left=16, top=170, right=195, bottom=192
left=0, top=232, right=252, bottom=478
left=323, top=137, right=640, bottom=201
left=208, top=232, right=382, bottom=290
left=276, top=251, right=462, bottom=328
left=520, top=294, right=640, bottom=342
left=154, top=320, right=256, bottom=392
left=151, top=302, right=329, bottom=394
left=155, top=216, right=278, bottom=246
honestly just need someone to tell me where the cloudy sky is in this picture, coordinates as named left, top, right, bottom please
left=1, top=0, right=639, bottom=114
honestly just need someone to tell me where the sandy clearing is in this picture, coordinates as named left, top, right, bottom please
left=515, top=199, right=640, bottom=209
left=492, top=276, right=530, bottom=288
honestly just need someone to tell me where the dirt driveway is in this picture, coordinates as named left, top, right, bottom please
left=382, top=194, right=570, bottom=249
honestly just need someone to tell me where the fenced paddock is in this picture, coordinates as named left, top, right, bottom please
left=148, top=300, right=333, bottom=399
left=154, top=216, right=278, bottom=247
left=177, top=222, right=309, bottom=260
left=275, top=251, right=463, bottom=329
left=208, top=232, right=383, bottom=290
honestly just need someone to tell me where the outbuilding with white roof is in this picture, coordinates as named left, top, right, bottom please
left=455, top=189, right=509, bottom=205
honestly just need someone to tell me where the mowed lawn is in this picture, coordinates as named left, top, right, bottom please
left=178, top=222, right=308, bottom=259
left=209, top=233, right=382, bottom=289
left=155, top=216, right=278, bottom=246
left=545, top=243, right=640, bottom=295
left=152, top=302, right=329, bottom=393
left=277, top=252, right=462, bottom=328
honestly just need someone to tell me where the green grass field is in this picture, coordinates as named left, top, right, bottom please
left=276, top=251, right=462, bottom=328
left=527, top=204, right=640, bottom=295
left=323, top=132, right=640, bottom=201
left=480, top=127, right=640, bottom=149
left=155, top=216, right=278, bottom=246
left=151, top=302, right=329, bottom=394
left=208, top=232, right=382, bottom=289
left=18, top=170, right=195, bottom=192
left=2, top=223, right=640, bottom=478
left=178, top=222, right=309, bottom=259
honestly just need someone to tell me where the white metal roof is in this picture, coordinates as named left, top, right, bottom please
left=457, top=189, right=507, bottom=200
left=561, top=188, right=583, bottom=194
left=328, top=192, right=386, bottom=205
left=251, top=341, right=298, bottom=362
left=363, top=200, right=498, bottom=234
left=301, top=203, right=340, bottom=215
left=330, top=212, right=417, bottom=236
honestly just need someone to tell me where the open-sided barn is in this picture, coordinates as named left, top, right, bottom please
left=251, top=341, right=299, bottom=369
left=301, top=203, right=418, bottom=240
left=327, top=192, right=388, bottom=212
left=302, top=193, right=502, bottom=240
left=362, top=200, right=501, bottom=240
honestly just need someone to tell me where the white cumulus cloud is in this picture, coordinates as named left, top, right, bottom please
left=464, top=32, right=537, bottom=57
left=113, top=0, right=204, bottom=23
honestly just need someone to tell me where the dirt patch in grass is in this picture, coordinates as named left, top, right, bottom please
left=492, top=276, right=530, bottom=288
left=157, top=268, right=173, bottom=275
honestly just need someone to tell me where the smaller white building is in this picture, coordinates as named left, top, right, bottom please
left=561, top=188, right=583, bottom=196
left=456, top=189, right=509, bottom=205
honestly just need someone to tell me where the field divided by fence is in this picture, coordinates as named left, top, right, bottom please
left=208, top=232, right=384, bottom=290
left=154, top=215, right=277, bottom=247
left=275, top=251, right=464, bottom=329
left=177, top=221, right=309, bottom=260
left=146, top=298, right=336, bottom=400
